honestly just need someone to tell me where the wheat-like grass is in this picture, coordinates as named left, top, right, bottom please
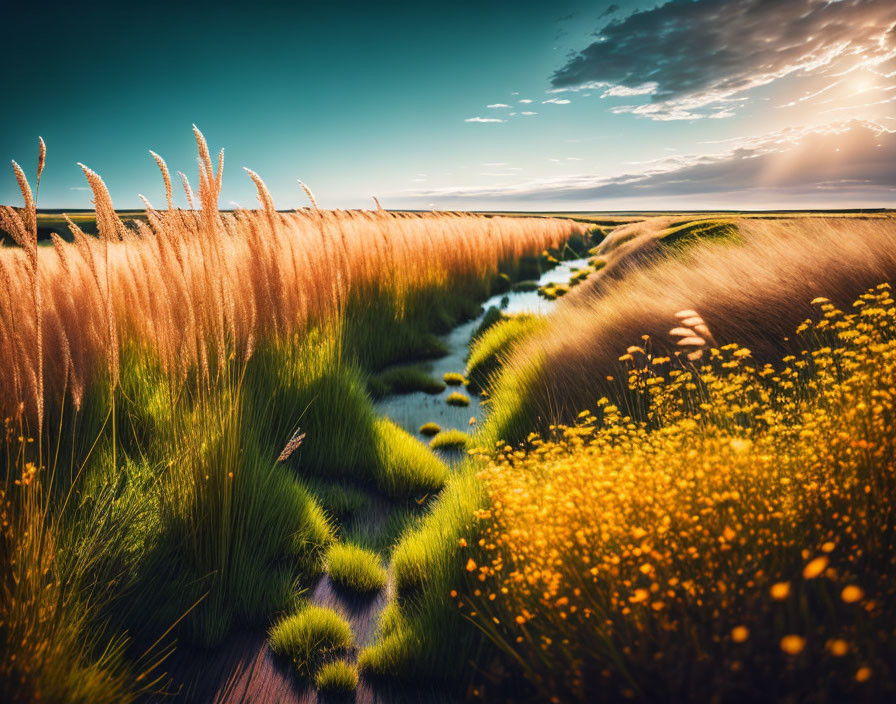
left=489, top=215, right=896, bottom=436
left=0, top=132, right=586, bottom=425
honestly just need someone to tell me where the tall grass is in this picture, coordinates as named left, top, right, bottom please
left=0, top=131, right=585, bottom=699
left=360, top=215, right=896, bottom=698
left=0, top=139, right=584, bottom=425
left=485, top=216, right=896, bottom=443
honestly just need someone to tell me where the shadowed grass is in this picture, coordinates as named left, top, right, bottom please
left=368, top=365, right=446, bottom=399
left=299, top=478, right=370, bottom=524
left=466, top=314, right=545, bottom=392
left=359, top=468, right=486, bottom=684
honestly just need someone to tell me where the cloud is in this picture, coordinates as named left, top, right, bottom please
left=542, top=97, right=571, bottom=105
left=521, top=111, right=538, bottom=115
left=519, top=99, right=533, bottom=103
left=408, top=120, right=896, bottom=203
left=551, top=0, right=896, bottom=120
left=598, top=4, right=619, bottom=20
left=464, top=117, right=506, bottom=123
left=487, top=103, right=512, bottom=108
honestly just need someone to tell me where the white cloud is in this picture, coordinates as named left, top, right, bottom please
left=521, top=111, right=538, bottom=115
left=464, top=117, right=506, bottom=123
left=487, top=103, right=512, bottom=108
left=552, top=0, right=896, bottom=121
left=601, top=82, right=657, bottom=97
left=406, top=120, right=896, bottom=203
left=542, top=98, right=571, bottom=105
left=519, top=99, right=533, bottom=103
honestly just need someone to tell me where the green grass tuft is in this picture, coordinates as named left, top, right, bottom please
left=364, top=467, right=487, bottom=684
left=326, top=543, right=388, bottom=594
left=442, top=372, right=467, bottom=386
left=268, top=605, right=353, bottom=677
left=373, top=418, right=448, bottom=498
left=511, top=279, right=539, bottom=292
left=369, top=364, right=446, bottom=398
left=418, top=422, right=441, bottom=436
left=472, top=306, right=505, bottom=341
left=658, top=218, right=740, bottom=250
left=315, top=659, right=359, bottom=692
left=466, top=314, right=546, bottom=393
left=429, top=429, right=470, bottom=451
left=300, top=479, right=370, bottom=523
left=445, top=392, right=470, bottom=407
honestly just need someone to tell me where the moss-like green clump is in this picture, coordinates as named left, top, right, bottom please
left=429, top=429, right=470, bottom=451
left=445, top=391, right=471, bottom=407
left=326, top=542, right=388, bottom=594
left=442, top=372, right=467, bottom=386
left=301, top=479, right=369, bottom=523
left=373, top=418, right=448, bottom=497
left=368, top=364, right=446, bottom=398
left=418, top=422, right=441, bottom=436
left=315, top=659, right=359, bottom=692
left=537, top=283, right=569, bottom=300
left=364, top=468, right=487, bottom=682
left=511, top=279, right=539, bottom=292
left=268, top=605, right=353, bottom=676
left=659, top=218, right=740, bottom=250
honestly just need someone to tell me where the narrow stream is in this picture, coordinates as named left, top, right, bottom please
left=374, top=257, right=591, bottom=439
left=168, top=257, right=594, bottom=704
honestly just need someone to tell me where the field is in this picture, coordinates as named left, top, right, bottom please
left=1, top=134, right=896, bottom=704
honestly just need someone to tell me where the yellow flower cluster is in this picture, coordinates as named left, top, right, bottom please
left=460, top=284, right=896, bottom=702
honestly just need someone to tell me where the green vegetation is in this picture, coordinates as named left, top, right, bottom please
left=442, top=371, right=466, bottom=386
left=326, top=542, right=388, bottom=594
left=315, top=660, right=359, bottom=692
left=300, top=479, right=370, bottom=523
left=373, top=418, right=448, bottom=498
left=511, top=279, right=539, bottom=292
left=368, top=364, right=446, bottom=398
left=659, top=217, right=740, bottom=249
left=268, top=605, right=353, bottom=677
left=418, top=422, right=441, bottom=436
left=537, top=282, right=570, bottom=299
left=466, top=314, right=545, bottom=392
left=359, top=468, right=487, bottom=683
left=445, top=391, right=470, bottom=407
left=0, top=136, right=589, bottom=702
left=428, top=429, right=470, bottom=451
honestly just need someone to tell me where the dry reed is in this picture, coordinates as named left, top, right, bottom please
left=494, top=216, right=896, bottom=431
left=0, top=130, right=586, bottom=425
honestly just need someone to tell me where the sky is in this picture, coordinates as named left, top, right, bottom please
left=2, top=0, right=895, bottom=211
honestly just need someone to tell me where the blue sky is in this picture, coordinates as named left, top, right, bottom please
left=3, top=0, right=895, bottom=211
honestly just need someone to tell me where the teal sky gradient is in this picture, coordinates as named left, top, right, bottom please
left=3, top=0, right=894, bottom=211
